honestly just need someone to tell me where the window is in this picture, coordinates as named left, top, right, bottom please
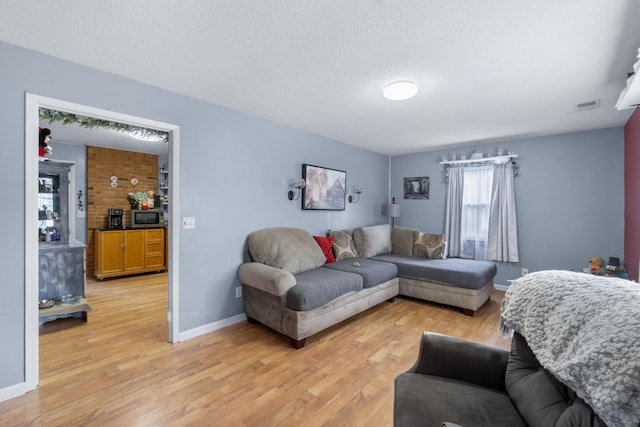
left=445, top=160, right=519, bottom=262
left=460, top=166, right=493, bottom=259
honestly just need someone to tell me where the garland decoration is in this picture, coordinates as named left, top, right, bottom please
left=440, top=158, right=520, bottom=183
left=39, top=108, right=169, bottom=143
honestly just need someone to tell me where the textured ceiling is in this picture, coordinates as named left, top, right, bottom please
left=2, top=0, right=640, bottom=155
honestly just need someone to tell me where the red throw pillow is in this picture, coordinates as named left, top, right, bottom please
left=313, top=236, right=336, bottom=264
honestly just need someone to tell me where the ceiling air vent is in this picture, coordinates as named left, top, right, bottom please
left=575, top=99, right=599, bottom=111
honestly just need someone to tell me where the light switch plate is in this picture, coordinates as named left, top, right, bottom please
left=182, top=217, right=196, bottom=229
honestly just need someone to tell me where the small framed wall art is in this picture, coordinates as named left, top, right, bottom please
left=404, top=176, right=429, bottom=200
left=302, top=163, right=346, bottom=210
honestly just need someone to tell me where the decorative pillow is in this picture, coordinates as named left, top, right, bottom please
left=353, top=224, right=392, bottom=258
left=413, top=232, right=445, bottom=259
left=391, top=226, right=418, bottom=256
left=331, top=230, right=359, bottom=261
left=313, top=236, right=336, bottom=264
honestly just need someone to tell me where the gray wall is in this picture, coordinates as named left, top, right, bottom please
left=390, top=127, right=625, bottom=285
left=0, top=41, right=390, bottom=389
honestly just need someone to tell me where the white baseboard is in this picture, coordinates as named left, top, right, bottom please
left=0, top=381, right=31, bottom=403
left=178, top=313, right=247, bottom=342
left=493, top=283, right=509, bottom=291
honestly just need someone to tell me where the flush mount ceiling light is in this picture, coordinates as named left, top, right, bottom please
left=383, top=80, right=419, bottom=101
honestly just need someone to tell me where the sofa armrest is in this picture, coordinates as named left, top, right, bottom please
left=406, top=332, right=509, bottom=391
left=238, top=262, right=297, bottom=296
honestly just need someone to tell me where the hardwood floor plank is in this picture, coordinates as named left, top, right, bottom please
left=0, top=273, right=511, bottom=426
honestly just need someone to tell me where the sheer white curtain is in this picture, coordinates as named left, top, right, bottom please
left=486, top=162, right=519, bottom=262
left=460, top=166, right=493, bottom=259
left=445, top=161, right=519, bottom=261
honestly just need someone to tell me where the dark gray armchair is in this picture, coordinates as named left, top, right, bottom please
left=394, top=332, right=606, bottom=427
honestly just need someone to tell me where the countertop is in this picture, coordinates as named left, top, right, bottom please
left=39, top=239, right=87, bottom=250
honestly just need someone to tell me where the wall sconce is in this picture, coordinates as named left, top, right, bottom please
left=386, top=197, right=400, bottom=226
left=288, top=179, right=306, bottom=201
left=348, top=187, right=364, bottom=203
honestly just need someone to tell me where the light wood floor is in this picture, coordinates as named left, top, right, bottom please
left=1, top=274, right=510, bottom=426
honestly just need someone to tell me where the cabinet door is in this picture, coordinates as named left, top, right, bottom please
left=98, top=231, right=124, bottom=275
left=39, top=247, right=86, bottom=300
left=123, top=230, right=145, bottom=271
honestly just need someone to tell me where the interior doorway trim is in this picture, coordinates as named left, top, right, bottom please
left=24, top=93, right=181, bottom=392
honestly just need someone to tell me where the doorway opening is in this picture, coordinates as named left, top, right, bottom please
left=25, top=93, right=181, bottom=391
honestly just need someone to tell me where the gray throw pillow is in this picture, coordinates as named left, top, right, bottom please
left=392, top=226, right=418, bottom=256
left=353, top=224, right=392, bottom=258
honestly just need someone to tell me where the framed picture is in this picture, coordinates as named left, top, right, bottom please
left=404, top=176, right=429, bottom=200
left=302, top=164, right=346, bottom=210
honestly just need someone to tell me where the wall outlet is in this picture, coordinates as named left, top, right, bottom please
left=521, top=268, right=529, bottom=276
left=235, top=287, right=242, bottom=298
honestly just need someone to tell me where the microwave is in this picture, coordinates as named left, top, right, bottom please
left=130, top=209, right=164, bottom=228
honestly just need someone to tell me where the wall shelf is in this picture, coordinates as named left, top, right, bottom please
left=439, top=154, right=518, bottom=165
left=159, top=164, right=169, bottom=212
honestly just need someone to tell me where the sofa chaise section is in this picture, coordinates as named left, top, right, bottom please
left=371, top=253, right=496, bottom=315
left=350, top=224, right=497, bottom=316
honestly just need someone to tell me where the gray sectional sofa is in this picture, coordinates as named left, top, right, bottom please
left=239, top=224, right=496, bottom=348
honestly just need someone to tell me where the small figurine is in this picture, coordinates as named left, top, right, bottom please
left=589, top=257, right=603, bottom=272
left=147, top=190, right=155, bottom=209
left=39, top=127, right=53, bottom=157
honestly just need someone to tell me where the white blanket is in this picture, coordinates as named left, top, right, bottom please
left=500, top=270, right=640, bottom=427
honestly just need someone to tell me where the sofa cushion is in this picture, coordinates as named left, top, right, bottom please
left=506, top=333, right=607, bottom=427
left=331, top=229, right=359, bottom=260
left=370, top=254, right=496, bottom=290
left=392, top=226, right=418, bottom=256
left=353, top=224, right=392, bottom=258
left=288, top=268, right=363, bottom=311
left=394, top=373, right=526, bottom=427
left=313, top=236, right=336, bottom=264
left=247, top=227, right=326, bottom=274
left=413, top=231, right=445, bottom=259
left=323, top=258, right=398, bottom=288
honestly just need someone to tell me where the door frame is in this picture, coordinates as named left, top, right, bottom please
left=24, top=93, right=181, bottom=391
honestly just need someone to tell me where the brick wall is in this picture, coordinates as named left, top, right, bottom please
left=86, top=146, right=158, bottom=276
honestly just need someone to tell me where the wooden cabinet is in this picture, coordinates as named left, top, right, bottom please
left=94, top=228, right=166, bottom=279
